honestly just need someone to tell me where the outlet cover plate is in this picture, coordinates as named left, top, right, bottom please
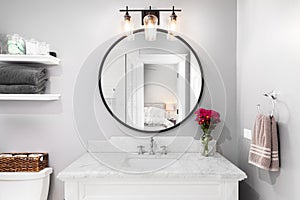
left=244, top=128, right=252, bottom=140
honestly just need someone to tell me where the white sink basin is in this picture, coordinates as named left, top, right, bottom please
left=91, top=153, right=180, bottom=173
left=123, top=157, right=177, bottom=169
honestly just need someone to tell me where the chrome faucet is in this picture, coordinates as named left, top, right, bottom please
left=137, top=145, right=145, bottom=155
left=149, top=137, right=155, bottom=155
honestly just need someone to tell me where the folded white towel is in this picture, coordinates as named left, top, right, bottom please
left=0, top=154, right=12, bottom=157
left=28, top=154, right=43, bottom=158
left=13, top=155, right=27, bottom=158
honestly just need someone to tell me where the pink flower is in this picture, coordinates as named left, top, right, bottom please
left=194, top=108, right=221, bottom=133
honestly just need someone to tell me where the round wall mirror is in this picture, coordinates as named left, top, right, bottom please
left=99, top=29, right=204, bottom=133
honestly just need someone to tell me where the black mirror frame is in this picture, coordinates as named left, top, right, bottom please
left=98, top=28, right=204, bottom=133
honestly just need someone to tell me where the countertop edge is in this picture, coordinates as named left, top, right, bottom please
left=57, top=152, right=247, bottom=182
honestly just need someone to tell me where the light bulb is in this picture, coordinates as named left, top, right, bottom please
left=123, top=13, right=133, bottom=37
left=169, top=18, right=177, bottom=33
left=143, top=14, right=158, bottom=41
left=167, top=10, right=177, bottom=40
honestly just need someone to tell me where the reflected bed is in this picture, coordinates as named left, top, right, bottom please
left=144, top=103, right=174, bottom=130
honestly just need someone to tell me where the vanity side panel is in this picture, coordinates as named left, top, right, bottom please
left=223, top=181, right=239, bottom=200
left=65, top=181, right=79, bottom=200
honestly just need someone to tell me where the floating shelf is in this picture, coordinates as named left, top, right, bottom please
left=0, top=55, right=61, bottom=101
left=0, top=94, right=61, bottom=101
left=0, top=54, right=60, bottom=65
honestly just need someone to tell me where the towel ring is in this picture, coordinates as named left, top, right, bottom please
left=263, top=90, right=278, bottom=117
left=256, top=104, right=261, bottom=114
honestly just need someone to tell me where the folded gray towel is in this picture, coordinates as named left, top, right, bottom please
left=0, top=65, right=47, bottom=85
left=0, top=80, right=47, bottom=94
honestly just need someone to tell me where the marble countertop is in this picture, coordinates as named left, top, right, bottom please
left=57, top=152, right=247, bottom=181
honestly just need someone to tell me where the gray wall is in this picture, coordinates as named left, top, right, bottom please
left=237, top=0, right=300, bottom=199
left=0, top=0, right=237, bottom=199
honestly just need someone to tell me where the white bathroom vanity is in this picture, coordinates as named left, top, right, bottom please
left=58, top=138, right=246, bottom=200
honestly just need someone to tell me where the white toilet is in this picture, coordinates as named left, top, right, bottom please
left=0, top=168, right=52, bottom=200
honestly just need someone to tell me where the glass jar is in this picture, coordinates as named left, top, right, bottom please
left=17, top=35, right=26, bottom=54
left=38, top=42, right=50, bottom=55
left=25, top=39, right=38, bottom=55
left=7, top=34, right=25, bottom=55
left=0, top=34, right=8, bottom=54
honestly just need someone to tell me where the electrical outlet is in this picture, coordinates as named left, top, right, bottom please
left=244, top=128, right=252, bottom=140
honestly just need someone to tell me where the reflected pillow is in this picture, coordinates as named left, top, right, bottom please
left=144, top=106, right=166, bottom=118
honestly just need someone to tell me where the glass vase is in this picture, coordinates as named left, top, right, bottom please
left=201, top=132, right=213, bottom=156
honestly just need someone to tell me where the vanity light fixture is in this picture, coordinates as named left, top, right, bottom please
left=143, top=9, right=159, bottom=41
left=167, top=6, right=178, bottom=40
left=119, top=6, right=182, bottom=41
left=123, top=6, right=133, bottom=37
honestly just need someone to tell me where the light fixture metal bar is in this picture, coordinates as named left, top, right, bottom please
left=119, top=5, right=182, bottom=13
left=119, top=9, right=182, bottom=12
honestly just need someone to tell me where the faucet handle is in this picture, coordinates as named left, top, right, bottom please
left=160, top=145, right=167, bottom=155
left=149, top=137, right=156, bottom=155
left=137, top=145, right=145, bottom=155
left=150, top=137, right=154, bottom=142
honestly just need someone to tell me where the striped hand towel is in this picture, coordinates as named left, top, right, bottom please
left=248, top=114, right=279, bottom=171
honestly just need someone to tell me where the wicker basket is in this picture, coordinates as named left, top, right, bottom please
left=0, top=152, right=48, bottom=172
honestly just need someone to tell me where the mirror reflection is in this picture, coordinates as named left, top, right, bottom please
left=99, top=30, right=203, bottom=132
